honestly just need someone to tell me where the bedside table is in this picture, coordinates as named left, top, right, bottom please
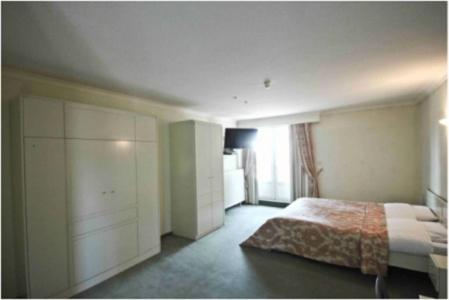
left=428, top=254, right=447, bottom=298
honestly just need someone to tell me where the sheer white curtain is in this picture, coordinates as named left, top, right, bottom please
left=242, top=149, right=258, bottom=204
left=255, top=126, right=292, bottom=203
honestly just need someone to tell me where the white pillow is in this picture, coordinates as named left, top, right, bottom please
left=384, top=203, right=415, bottom=219
left=413, top=205, right=438, bottom=221
left=423, top=221, right=447, bottom=243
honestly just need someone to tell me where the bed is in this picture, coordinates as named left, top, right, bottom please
left=240, top=189, right=447, bottom=275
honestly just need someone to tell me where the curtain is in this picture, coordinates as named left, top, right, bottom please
left=290, top=123, right=320, bottom=198
left=242, top=148, right=258, bottom=204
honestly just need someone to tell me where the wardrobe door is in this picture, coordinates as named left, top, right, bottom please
left=136, top=142, right=160, bottom=254
left=210, top=124, right=224, bottom=228
left=210, top=124, right=223, bottom=195
left=24, top=138, right=68, bottom=298
left=195, top=122, right=212, bottom=196
left=66, top=140, right=137, bottom=220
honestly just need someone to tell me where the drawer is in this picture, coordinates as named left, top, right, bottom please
left=72, top=222, right=138, bottom=284
left=72, top=208, right=137, bottom=237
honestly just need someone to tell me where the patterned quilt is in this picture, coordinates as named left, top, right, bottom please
left=240, top=198, right=389, bottom=275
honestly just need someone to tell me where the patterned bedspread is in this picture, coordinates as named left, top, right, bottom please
left=240, top=198, right=389, bottom=275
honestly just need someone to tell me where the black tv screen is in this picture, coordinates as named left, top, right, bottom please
left=224, top=128, right=258, bottom=149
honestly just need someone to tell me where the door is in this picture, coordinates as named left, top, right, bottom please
left=24, top=138, right=69, bottom=297
left=255, top=125, right=292, bottom=203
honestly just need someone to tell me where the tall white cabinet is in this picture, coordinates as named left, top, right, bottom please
left=170, top=120, right=224, bottom=240
left=11, top=97, right=160, bottom=298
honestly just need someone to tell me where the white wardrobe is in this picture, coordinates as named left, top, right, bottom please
left=170, top=120, right=224, bottom=240
left=11, top=96, right=160, bottom=298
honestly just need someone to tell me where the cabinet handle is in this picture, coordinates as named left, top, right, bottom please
left=111, top=190, right=115, bottom=194
left=102, top=191, right=107, bottom=195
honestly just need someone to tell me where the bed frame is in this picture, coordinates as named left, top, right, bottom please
left=388, top=189, right=447, bottom=273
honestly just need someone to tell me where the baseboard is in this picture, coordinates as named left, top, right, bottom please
left=161, top=231, right=173, bottom=238
left=225, top=201, right=244, bottom=210
left=258, top=200, right=289, bottom=208
left=54, top=245, right=160, bottom=298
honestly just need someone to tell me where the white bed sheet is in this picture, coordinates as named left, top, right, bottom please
left=386, top=218, right=433, bottom=255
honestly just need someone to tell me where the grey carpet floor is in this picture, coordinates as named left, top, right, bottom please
left=75, top=205, right=437, bottom=299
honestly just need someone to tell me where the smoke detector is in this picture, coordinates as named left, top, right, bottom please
left=264, top=79, right=271, bottom=89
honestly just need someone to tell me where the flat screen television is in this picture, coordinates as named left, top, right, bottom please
left=224, top=128, right=257, bottom=151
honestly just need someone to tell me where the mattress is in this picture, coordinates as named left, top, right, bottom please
left=432, top=242, right=447, bottom=255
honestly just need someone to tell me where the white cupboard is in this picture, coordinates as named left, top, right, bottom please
left=170, top=120, right=224, bottom=239
left=11, top=97, right=160, bottom=298
left=223, top=154, right=245, bottom=209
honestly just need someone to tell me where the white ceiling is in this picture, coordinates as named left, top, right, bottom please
left=2, top=2, right=447, bottom=120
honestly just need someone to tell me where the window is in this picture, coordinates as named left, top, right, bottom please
left=254, top=125, right=292, bottom=203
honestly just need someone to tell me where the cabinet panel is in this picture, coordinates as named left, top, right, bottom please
left=195, top=123, right=211, bottom=196
left=197, top=203, right=212, bottom=236
left=24, top=138, right=68, bottom=297
left=212, top=200, right=224, bottom=228
left=224, top=169, right=245, bottom=208
left=66, top=140, right=137, bottom=220
left=136, top=116, right=157, bottom=142
left=65, top=104, right=135, bottom=140
left=23, top=97, right=64, bottom=138
left=72, top=222, right=138, bottom=284
left=136, top=142, right=160, bottom=254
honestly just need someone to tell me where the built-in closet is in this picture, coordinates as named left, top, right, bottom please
left=11, top=96, right=160, bottom=298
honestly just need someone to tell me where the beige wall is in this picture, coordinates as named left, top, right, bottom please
left=419, top=82, right=447, bottom=200
left=313, top=104, right=421, bottom=204
left=1, top=68, right=235, bottom=297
